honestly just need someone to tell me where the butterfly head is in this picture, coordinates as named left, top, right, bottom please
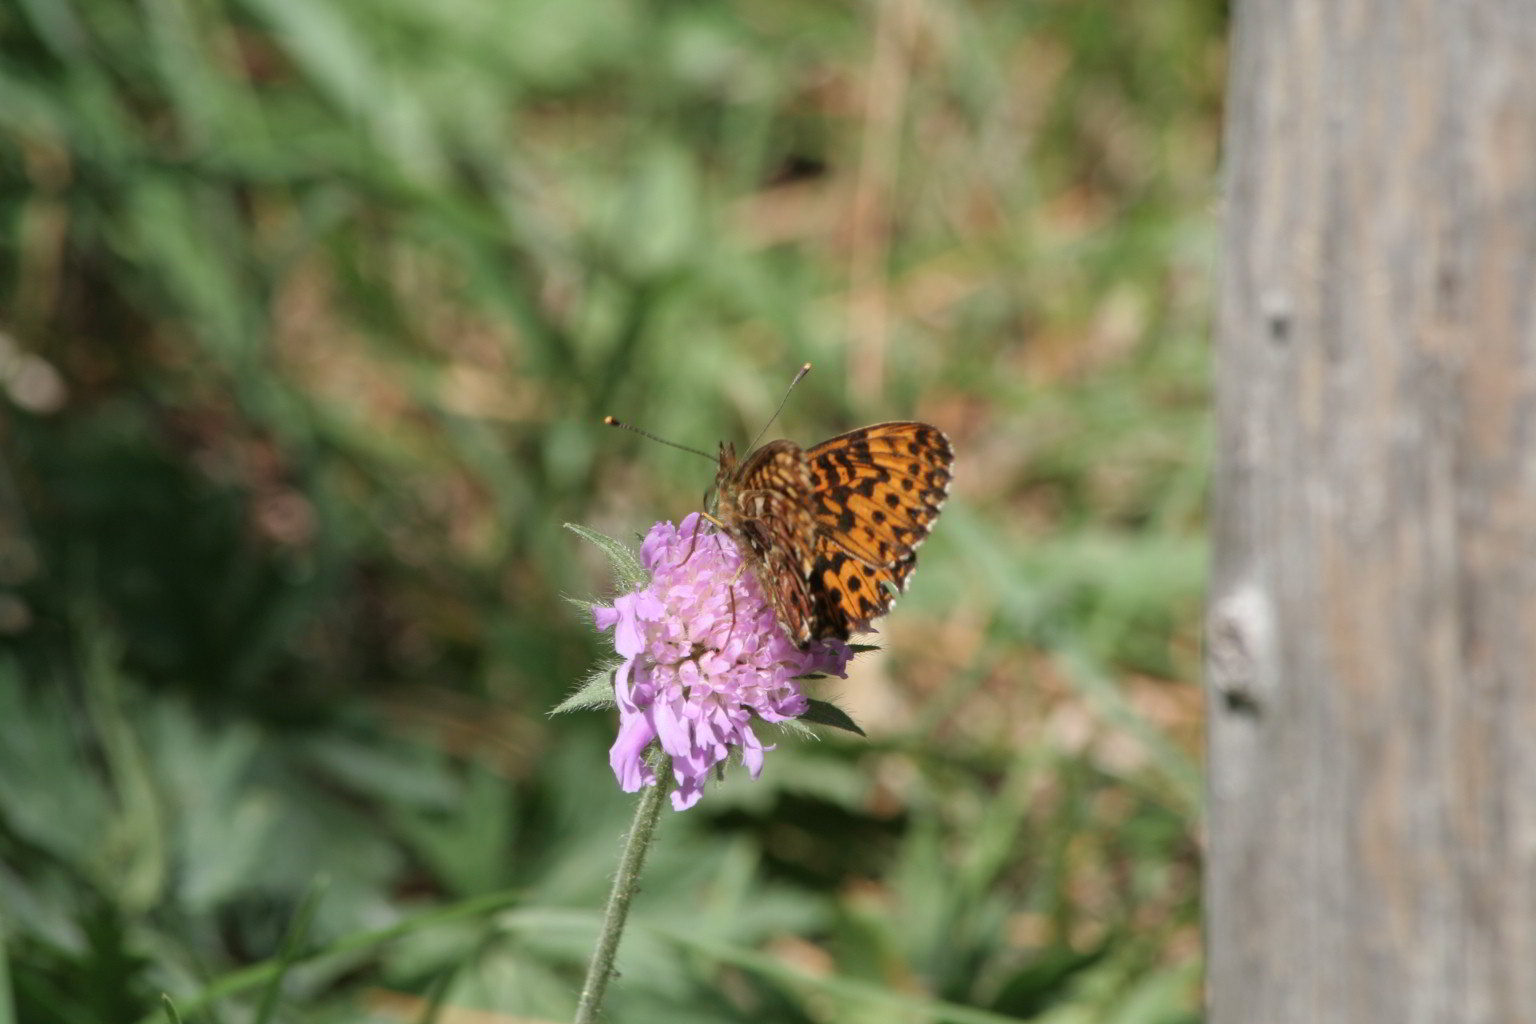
left=711, top=441, right=739, bottom=509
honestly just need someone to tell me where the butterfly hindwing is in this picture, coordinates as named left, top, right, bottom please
left=808, top=536, right=894, bottom=641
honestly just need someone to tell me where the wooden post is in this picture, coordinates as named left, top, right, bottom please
left=1206, top=3, right=1536, bottom=1022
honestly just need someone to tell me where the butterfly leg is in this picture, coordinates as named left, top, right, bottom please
left=681, top=510, right=729, bottom=566
left=717, top=557, right=756, bottom=650
left=722, top=578, right=740, bottom=649
left=690, top=511, right=751, bottom=644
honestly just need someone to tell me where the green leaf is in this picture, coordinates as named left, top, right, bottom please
left=133, top=891, right=527, bottom=1024
left=798, top=700, right=865, bottom=737
left=565, top=523, right=648, bottom=591
left=551, top=661, right=621, bottom=715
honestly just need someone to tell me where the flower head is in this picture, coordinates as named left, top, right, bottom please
left=593, top=513, right=851, bottom=810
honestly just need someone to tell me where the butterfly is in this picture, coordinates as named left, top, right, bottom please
left=713, top=421, right=954, bottom=648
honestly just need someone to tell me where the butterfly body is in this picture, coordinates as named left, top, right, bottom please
left=714, top=422, right=954, bottom=648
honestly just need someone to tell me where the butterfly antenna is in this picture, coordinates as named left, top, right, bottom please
left=746, top=362, right=812, bottom=452
left=603, top=416, right=718, bottom=463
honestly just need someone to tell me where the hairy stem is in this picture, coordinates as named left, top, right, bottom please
left=573, top=754, right=671, bottom=1023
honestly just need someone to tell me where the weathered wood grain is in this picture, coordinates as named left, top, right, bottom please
left=1207, top=2, right=1536, bottom=1022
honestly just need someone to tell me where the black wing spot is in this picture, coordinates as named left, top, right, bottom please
left=872, top=509, right=887, bottom=524
left=907, top=462, right=920, bottom=475
left=884, top=492, right=901, bottom=508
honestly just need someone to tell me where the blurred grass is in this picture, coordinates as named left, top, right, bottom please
left=0, top=0, right=1222, bottom=1020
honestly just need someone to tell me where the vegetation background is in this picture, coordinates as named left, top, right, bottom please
left=0, top=0, right=1223, bottom=1020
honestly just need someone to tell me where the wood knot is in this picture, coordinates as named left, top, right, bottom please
left=1207, top=583, right=1276, bottom=718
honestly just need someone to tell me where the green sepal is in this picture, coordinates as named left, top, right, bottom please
left=847, top=643, right=881, bottom=654
left=798, top=699, right=866, bottom=736
left=564, top=523, right=648, bottom=591
left=774, top=717, right=817, bottom=739
left=550, top=660, right=621, bottom=715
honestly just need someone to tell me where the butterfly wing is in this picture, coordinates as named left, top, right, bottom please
left=719, top=440, right=820, bottom=646
left=805, top=422, right=953, bottom=640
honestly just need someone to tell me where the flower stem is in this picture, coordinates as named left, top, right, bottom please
left=574, top=754, right=671, bottom=1024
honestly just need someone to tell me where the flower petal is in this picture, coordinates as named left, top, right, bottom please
left=609, top=713, right=657, bottom=792
left=588, top=516, right=854, bottom=809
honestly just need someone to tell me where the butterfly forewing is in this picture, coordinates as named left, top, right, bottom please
left=716, top=422, right=953, bottom=648
left=807, top=422, right=952, bottom=568
left=804, top=422, right=953, bottom=640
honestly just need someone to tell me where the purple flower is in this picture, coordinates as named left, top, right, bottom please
left=593, top=513, right=851, bottom=810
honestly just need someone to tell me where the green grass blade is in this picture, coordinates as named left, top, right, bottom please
left=413, top=966, right=458, bottom=1024
left=0, top=918, right=14, bottom=1024
left=644, top=924, right=1030, bottom=1024
left=253, top=878, right=326, bottom=1024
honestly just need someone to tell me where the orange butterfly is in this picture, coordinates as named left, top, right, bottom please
left=713, top=421, right=953, bottom=647
left=606, top=366, right=954, bottom=649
